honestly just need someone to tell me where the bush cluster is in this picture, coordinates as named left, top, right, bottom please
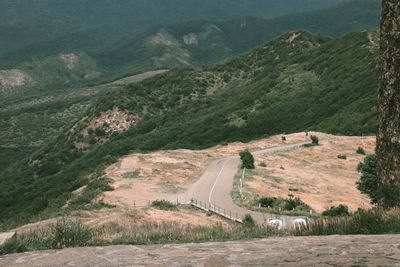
left=243, top=214, right=256, bottom=226
left=356, top=147, right=366, bottom=155
left=258, top=196, right=310, bottom=212
left=303, top=135, right=319, bottom=147
left=322, top=204, right=349, bottom=217
left=151, top=200, right=178, bottom=211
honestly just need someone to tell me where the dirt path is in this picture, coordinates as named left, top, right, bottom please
left=1, top=234, right=399, bottom=266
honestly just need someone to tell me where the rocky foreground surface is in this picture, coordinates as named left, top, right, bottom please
left=1, top=235, right=400, bottom=266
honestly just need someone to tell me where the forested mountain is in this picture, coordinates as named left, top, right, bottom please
left=97, top=0, right=380, bottom=77
left=0, top=0, right=380, bottom=98
left=0, top=29, right=379, bottom=228
left=0, top=0, right=348, bottom=65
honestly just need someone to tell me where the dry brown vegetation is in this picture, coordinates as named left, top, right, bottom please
left=247, top=137, right=375, bottom=213
left=103, top=132, right=373, bottom=214
left=103, top=132, right=336, bottom=207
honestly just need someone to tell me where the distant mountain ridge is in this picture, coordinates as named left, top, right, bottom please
left=98, top=0, right=379, bottom=76
left=0, top=0, right=380, bottom=98
left=0, top=0, right=349, bottom=65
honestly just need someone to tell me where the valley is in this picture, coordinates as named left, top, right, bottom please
left=0, top=29, right=379, bottom=229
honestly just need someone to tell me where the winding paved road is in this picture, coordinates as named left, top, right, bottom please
left=186, top=137, right=372, bottom=227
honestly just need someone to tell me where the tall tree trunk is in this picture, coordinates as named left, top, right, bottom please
left=377, top=1, right=400, bottom=190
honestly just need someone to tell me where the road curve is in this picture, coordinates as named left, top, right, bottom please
left=185, top=136, right=372, bottom=227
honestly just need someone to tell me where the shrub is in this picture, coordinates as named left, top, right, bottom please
left=51, top=218, right=93, bottom=249
left=337, top=154, right=347, bottom=160
left=322, top=204, right=349, bottom=217
left=243, top=214, right=255, bottom=226
left=310, top=135, right=319, bottom=146
left=239, top=150, right=255, bottom=169
left=122, top=170, right=140, bottom=179
left=357, top=154, right=400, bottom=208
left=87, top=128, right=94, bottom=135
left=281, top=136, right=286, bottom=141
left=88, top=136, right=96, bottom=145
left=356, top=155, right=378, bottom=203
left=94, top=128, right=106, bottom=137
left=259, top=162, right=267, bottom=167
left=259, top=196, right=310, bottom=213
left=259, top=197, right=276, bottom=207
left=151, top=200, right=178, bottom=211
left=303, top=135, right=319, bottom=147
left=285, top=197, right=308, bottom=211
left=356, top=147, right=366, bottom=155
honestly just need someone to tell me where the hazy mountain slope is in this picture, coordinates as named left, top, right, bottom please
left=94, top=0, right=380, bottom=77
left=0, top=0, right=380, bottom=97
left=274, top=0, right=381, bottom=36
left=0, top=53, right=104, bottom=97
left=0, top=30, right=378, bottom=228
left=0, top=0, right=347, bottom=65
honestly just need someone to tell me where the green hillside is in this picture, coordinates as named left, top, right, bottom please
left=0, top=70, right=165, bottom=170
left=0, top=29, right=378, bottom=228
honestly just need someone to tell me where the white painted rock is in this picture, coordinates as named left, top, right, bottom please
left=0, top=232, right=16, bottom=246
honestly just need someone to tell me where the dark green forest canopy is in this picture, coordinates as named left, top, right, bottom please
left=0, top=29, right=379, bottom=228
left=0, top=0, right=348, bottom=62
left=0, top=0, right=379, bottom=68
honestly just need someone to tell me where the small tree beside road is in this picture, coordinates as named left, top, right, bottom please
left=239, top=150, right=255, bottom=169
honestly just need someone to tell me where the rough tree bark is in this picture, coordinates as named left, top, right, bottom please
left=377, top=1, right=400, bottom=190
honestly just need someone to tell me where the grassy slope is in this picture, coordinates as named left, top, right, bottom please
left=0, top=29, right=378, bottom=228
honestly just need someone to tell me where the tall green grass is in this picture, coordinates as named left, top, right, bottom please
left=294, top=209, right=400, bottom=236
left=0, top=218, right=92, bottom=255
left=0, top=218, right=284, bottom=256
left=2, top=209, right=400, bottom=256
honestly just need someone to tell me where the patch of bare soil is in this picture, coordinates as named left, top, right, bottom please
left=247, top=137, right=375, bottom=213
